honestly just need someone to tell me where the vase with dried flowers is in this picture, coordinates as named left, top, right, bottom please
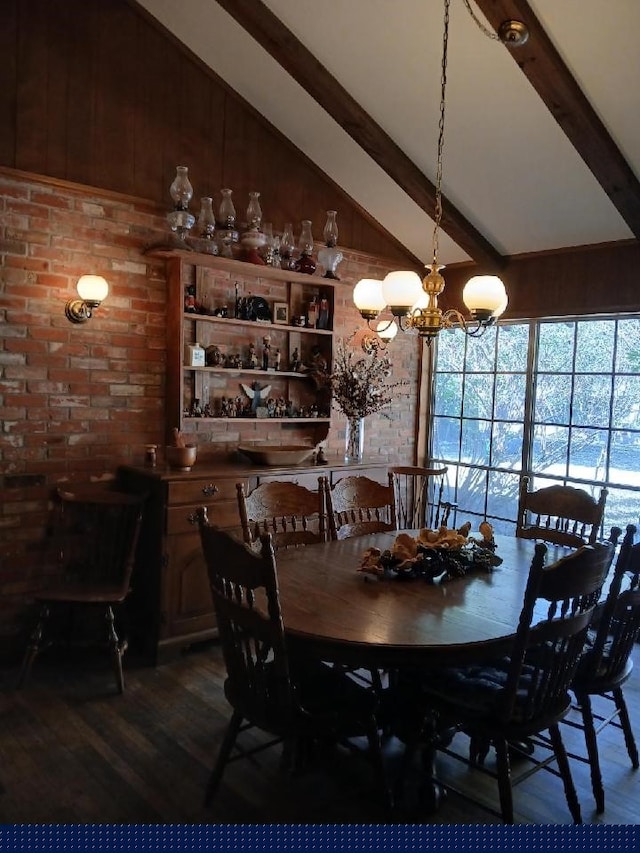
left=330, top=333, right=408, bottom=463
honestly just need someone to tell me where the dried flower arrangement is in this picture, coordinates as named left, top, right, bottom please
left=329, top=333, right=408, bottom=419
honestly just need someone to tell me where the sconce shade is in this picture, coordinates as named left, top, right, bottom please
left=65, top=274, right=109, bottom=324
left=462, top=274, right=508, bottom=320
left=76, top=275, right=109, bottom=305
left=353, top=278, right=386, bottom=319
left=382, top=270, right=424, bottom=316
left=377, top=320, right=398, bottom=342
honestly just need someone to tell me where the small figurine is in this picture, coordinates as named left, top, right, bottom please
left=285, top=400, right=295, bottom=417
left=266, top=397, right=276, bottom=418
left=290, top=347, right=301, bottom=372
left=235, top=396, right=245, bottom=417
left=316, top=446, right=327, bottom=465
left=274, top=348, right=281, bottom=371
left=203, top=402, right=212, bottom=418
left=262, top=335, right=271, bottom=371
left=248, top=342, right=258, bottom=370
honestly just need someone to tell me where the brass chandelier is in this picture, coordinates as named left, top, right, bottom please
left=354, top=0, right=529, bottom=345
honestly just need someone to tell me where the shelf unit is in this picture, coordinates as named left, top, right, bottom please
left=149, top=249, right=336, bottom=441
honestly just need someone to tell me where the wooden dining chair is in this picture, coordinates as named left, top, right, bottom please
left=392, top=539, right=615, bottom=823
left=17, top=484, right=146, bottom=693
left=388, top=465, right=454, bottom=530
left=324, top=475, right=397, bottom=541
left=236, top=478, right=327, bottom=550
left=563, top=523, right=640, bottom=813
left=196, top=508, right=392, bottom=810
left=516, top=475, right=607, bottom=547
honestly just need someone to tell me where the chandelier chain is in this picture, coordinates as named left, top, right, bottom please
left=461, top=0, right=501, bottom=41
left=432, top=0, right=450, bottom=266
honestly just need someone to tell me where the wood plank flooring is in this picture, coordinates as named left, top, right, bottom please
left=0, top=642, right=638, bottom=824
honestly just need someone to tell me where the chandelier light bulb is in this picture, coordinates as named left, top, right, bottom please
left=353, top=278, right=386, bottom=319
left=463, top=274, right=508, bottom=321
left=382, top=271, right=423, bottom=316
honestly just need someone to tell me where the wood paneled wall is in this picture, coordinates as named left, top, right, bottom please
left=0, top=0, right=414, bottom=267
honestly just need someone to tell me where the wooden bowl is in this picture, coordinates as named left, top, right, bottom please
left=166, top=444, right=197, bottom=471
left=238, top=444, right=314, bottom=466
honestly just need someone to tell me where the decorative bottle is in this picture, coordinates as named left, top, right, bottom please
left=295, top=220, right=316, bottom=275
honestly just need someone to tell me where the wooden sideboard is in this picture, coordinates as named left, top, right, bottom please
left=117, top=458, right=389, bottom=664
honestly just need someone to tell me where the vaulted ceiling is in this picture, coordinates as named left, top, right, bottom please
left=136, top=0, right=640, bottom=270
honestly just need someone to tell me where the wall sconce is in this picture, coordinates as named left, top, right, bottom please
left=65, top=275, right=109, bottom=324
left=361, top=319, right=399, bottom=354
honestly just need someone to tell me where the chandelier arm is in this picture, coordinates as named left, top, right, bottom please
left=441, top=307, right=492, bottom=338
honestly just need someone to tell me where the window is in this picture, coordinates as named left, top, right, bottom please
left=430, top=317, right=640, bottom=536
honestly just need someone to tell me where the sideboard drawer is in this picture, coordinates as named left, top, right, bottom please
left=167, top=500, right=240, bottom=535
left=168, top=477, right=248, bottom=506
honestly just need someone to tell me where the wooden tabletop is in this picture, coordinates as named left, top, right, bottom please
left=276, top=532, right=570, bottom=669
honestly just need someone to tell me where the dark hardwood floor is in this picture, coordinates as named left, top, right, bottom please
left=1, top=641, right=638, bottom=824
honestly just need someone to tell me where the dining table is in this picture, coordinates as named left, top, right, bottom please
left=275, top=531, right=570, bottom=670
left=274, top=530, right=573, bottom=813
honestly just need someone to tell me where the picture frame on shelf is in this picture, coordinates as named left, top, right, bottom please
left=273, top=302, right=289, bottom=325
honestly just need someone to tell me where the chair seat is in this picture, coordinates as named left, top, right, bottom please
left=404, top=659, right=567, bottom=730
left=37, top=583, right=130, bottom=604
left=574, top=646, right=633, bottom=689
left=224, top=658, right=379, bottom=735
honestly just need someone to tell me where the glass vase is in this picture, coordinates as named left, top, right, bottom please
left=344, top=416, right=365, bottom=464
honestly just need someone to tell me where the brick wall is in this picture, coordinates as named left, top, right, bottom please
left=0, top=168, right=420, bottom=659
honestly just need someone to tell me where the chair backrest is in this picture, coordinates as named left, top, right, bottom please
left=499, top=540, right=614, bottom=724
left=54, top=485, right=145, bottom=596
left=388, top=465, right=451, bottom=530
left=236, top=478, right=326, bottom=550
left=582, top=523, right=640, bottom=684
left=516, top=476, right=607, bottom=547
left=324, top=474, right=396, bottom=540
left=197, top=508, right=293, bottom=723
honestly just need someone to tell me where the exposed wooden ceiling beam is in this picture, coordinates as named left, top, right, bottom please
left=214, top=0, right=505, bottom=270
left=475, top=0, right=640, bottom=239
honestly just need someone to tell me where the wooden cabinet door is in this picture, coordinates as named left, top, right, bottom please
left=162, top=533, right=217, bottom=644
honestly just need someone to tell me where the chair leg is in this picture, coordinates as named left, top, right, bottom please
left=17, top=604, right=49, bottom=688
left=576, top=691, right=605, bottom=813
left=549, top=723, right=582, bottom=824
left=612, top=687, right=639, bottom=769
left=364, top=713, right=392, bottom=811
left=204, top=710, right=243, bottom=807
left=494, top=737, right=515, bottom=824
left=105, top=605, right=126, bottom=694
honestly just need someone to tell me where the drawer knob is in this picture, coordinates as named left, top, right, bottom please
left=188, top=512, right=199, bottom=526
left=202, top=484, right=219, bottom=496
